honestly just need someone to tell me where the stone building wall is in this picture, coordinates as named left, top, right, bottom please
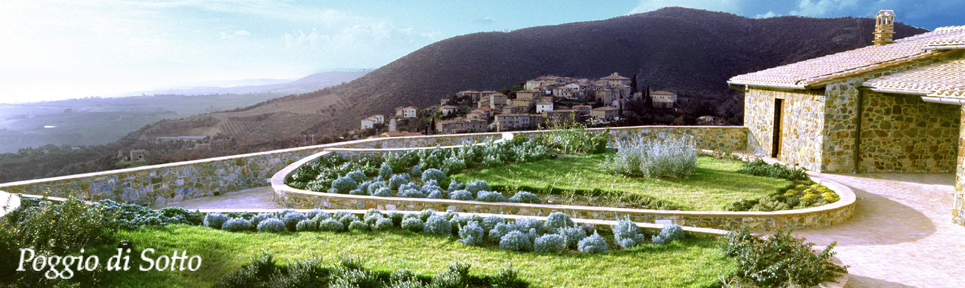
left=956, top=106, right=965, bottom=226
left=744, top=88, right=825, bottom=172
left=858, top=91, right=959, bottom=172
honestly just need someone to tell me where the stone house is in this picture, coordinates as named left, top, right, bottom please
left=395, top=106, right=418, bottom=118
left=728, top=11, right=965, bottom=225
left=489, top=93, right=508, bottom=109
left=457, top=90, right=482, bottom=101
left=502, top=106, right=522, bottom=114
left=516, top=89, right=541, bottom=101
left=440, top=105, right=459, bottom=116
left=130, top=149, right=149, bottom=162
left=536, top=100, right=554, bottom=113
left=495, top=114, right=543, bottom=131
left=590, top=107, right=619, bottom=122
left=651, top=90, right=678, bottom=108
left=477, top=98, right=491, bottom=109
left=360, top=117, right=376, bottom=130
left=594, top=89, right=617, bottom=106
left=573, top=104, right=592, bottom=116
left=601, top=72, right=631, bottom=87
left=509, top=98, right=534, bottom=112
left=435, top=117, right=487, bottom=134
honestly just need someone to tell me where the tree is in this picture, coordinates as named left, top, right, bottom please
left=643, top=84, right=654, bottom=123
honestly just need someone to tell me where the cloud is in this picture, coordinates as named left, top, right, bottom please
left=756, top=11, right=779, bottom=18
left=283, top=28, right=319, bottom=48
left=790, top=0, right=860, bottom=17
left=630, top=0, right=745, bottom=15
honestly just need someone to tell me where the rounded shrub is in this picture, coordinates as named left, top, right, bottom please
left=312, top=211, right=332, bottom=222
left=295, top=219, right=317, bottom=232
left=379, top=163, right=393, bottom=179
left=373, top=218, right=394, bottom=231
left=424, top=215, right=452, bottom=237
left=612, top=219, right=646, bottom=249
left=411, top=165, right=423, bottom=178
left=401, top=218, right=425, bottom=232
left=427, top=190, right=447, bottom=199
left=399, top=188, right=426, bottom=198
left=560, top=226, right=587, bottom=249
left=367, top=182, right=387, bottom=195
left=331, top=176, right=358, bottom=194
left=221, top=218, right=251, bottom=232
left=488, top=222, right=516, bottom=243
left=464, top=180, right=490, bottom=195
left=499, top=230, right=533, bottom=252
left=447, top=181, right=464, bottom=192
left=327, top=188, right=339, bottom=193
left=337, top=214, right=360, bottom=228
left=372, top=187, right=393, bottom=197
left=389, top=174, right=409, bottom=191
left=443, top=210, right=459, bottom=221
left=508, top=191, right=541, bottom=204
left=544, top=212, right=574, bottom=234
left=534, top=234, right=566, bottom=253
left=422, top=185, right=445, bottom=198
left=655, top=224, right=685, bottom=244
left=364, top=214, right=383, bottom=226
left=250, top=213, right=275, bottom=230
left=257, top=218, right=287, bottom=233
left=476, top=191, right=507, bottom=202
left=449, top=190, right=473, bottom=201
left=346, top=170, right=367, bottom=183
left=418, top=209, right=436, bottom=221
left=304, top=209, right=323, bottom=219
left=421, top=168, right=449, bottom=188
left=282, top=212, right=307, bottom=232
left=348, top=220, right=369, bottom=231
left=349, top=189, right=366, bottom=195
left=424, top=179, right=440, bottom=187
left=400, top=182, right=421, bottom=192
left=364, top=208, right=382, bottom=219
left=458, top=221, right=485, bottom=246
left=203, top=212, right=229, bottom=229
left=387, top=212, right=404, bottom=226
left=318, top=218, right=345, bottom=232
left=578, top=232, right=609, bottom=254
left=515, top=218, right=543, bottom=235
left=358, top=181, right=373, bottom=195
left=480, top=216, right=504, bottom=232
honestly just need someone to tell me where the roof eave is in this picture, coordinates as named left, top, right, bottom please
left=726, top=80, right=807, bottom=90
left=923, top=45, right=965, bottom=50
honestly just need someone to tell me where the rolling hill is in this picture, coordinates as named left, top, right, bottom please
left=126, top=7, right=927, bottom=142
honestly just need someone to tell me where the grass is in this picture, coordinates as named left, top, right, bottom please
left=81, top=225, right=733, bottom=288
left=452, top=154, right=791, bottom=211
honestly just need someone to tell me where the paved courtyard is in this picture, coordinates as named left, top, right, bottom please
left=799, top=173, right=965, bottom=288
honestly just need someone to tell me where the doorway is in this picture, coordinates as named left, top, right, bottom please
left=772, top=98, right=784, bottom=158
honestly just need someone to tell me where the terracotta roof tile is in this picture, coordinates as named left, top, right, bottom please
left=729, top=26, right=965, bottom=88
left=864, top=57, right=965, bottom=98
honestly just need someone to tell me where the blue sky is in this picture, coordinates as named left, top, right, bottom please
left=1, top=0, right=962, bottom=103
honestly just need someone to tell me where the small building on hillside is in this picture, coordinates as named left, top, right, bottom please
left=651, top=91, right=678, bottom=108
left=573, top=104, right=592, bottom=116
left=536, top=101, right=554, bottom=113
left=489, top=93, right=508, bottom=109
left=129, top=149, right=149, bottom=162
left=440, top=105, right=459, bottom=116
left=516, top=89, right=541, bottom=101
left=395, top=106, right=418, bottom=118
left=509, top=98, right=534, bottom=112
left=457, top=90, right=482, bottom=101
left=495, top=114, right=543, bottom=131
left=697, top=115, right=717, bottom=125
left=435, top=117, right=487, bottom=134
left=590, top=107, right=619, bottom=122
left=601, top=72, right=631, bottom=87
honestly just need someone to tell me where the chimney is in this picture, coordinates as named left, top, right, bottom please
left=874, top=10, right=895, bottom=46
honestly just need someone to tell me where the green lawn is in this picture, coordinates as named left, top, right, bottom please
left=452, top=155, right=791, bottom=211
left=85, top=225, right=732, bottom=288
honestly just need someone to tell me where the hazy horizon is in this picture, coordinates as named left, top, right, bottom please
left=2, top=0, right=962, bottom=104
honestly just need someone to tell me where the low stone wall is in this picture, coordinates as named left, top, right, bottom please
left=512, top=126, right=748, bottom=152
left=336, top=133, right=504, bottom=149
left=272, top=146, right=856, bottom=232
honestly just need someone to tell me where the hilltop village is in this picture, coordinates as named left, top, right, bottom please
left=358, top=73, right=713, bottom=137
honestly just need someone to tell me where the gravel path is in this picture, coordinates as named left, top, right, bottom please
left=798, top=173, right=965, bottom=288
left=152, top=186, right=283, bottom=210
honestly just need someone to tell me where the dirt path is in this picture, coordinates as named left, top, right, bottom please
left=798, top=173, right=965, bottom=287
left=153, top=186, right=283, bottom=210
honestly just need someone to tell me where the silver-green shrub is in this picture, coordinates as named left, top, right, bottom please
left=508, top=191, right=541, bottom=204
left=654, top=224, right=685, bottom=245
left=364, top=209, right=382, bottom=219
left=488, top=222, right=516, bottom=243
left=578, top=232, right=609, bottom=254
left=543, top=212, right=575, bottom=234
left=372, top=187, right=393, bottom=197
left=373, top=218, right=394, bottom=231
left=346, top=170, right=367, bottom=183
left=401, top=218, right=424, bottom=232
left=332, top=176, right=358, bottom=194
left=602, top=135, right=698, bottom=178
left=447, top=181, right=464, bottom=192
left=358, top=181, right=373, bottom=195
left=515, top=218, right=543, bottom=235
left=418, top=210, right=435, bottom=221
left=449, top=190, right=473, bottom=201
left=612, top=218, right=647, bottom=249
left=534, top=234, right=566, bottom=253
left=257, top=218, right=286, bottom=233
left=312, top=212, right=332, bottom=222
left=389, top=174, right=409, bottom=190
left=499, top=230, right=533, bottom=252
left=388, top=212, right=404, bottom=226
left=349, top=189, right=366, bottom=195
left=364, top=214, right=383, bottom=226
left=560, top=226, right=587, bottom=249
left=295, top=219, right=317, bottom=232
left=222, top=218, right=251, bottom=232
left=427, top=190, right=446, bottom=199
left=305, top=209, right=323, bottom=219
left=423, top=215, right=451, bottom=236
left=399, top=188, right=426, bottom=198
left=400, top=182, right=421, bottom=192
left=318, top=218, right=345, bottom=232
left=203, top=212, right=229, bottom=229
left=421, top=168, right=449, bottom=188
left=282, top=212, right=307, bottom=232
left=476, top=191, right=507, bottom=202
left=367, top=182, right=387, bottom=195
left=250, top=213, right=275, bottom=229
left=348, top=220, right=369, bottom=231
left=336, top=213, right=360, bottom=228
left=411, top=165, right=423, bottom=178
left=424, top=179, right=440, bottom=187
left=379, top=163, right=393, bottom=179
left=464, top=180, right=490, bottom=195
left=480, top=216, right=504, bottom=232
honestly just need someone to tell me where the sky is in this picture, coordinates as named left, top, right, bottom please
left=1, top=0, right=963, bottom=104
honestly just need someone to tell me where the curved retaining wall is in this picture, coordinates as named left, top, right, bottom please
left=271, top=147, right=855, bottom=232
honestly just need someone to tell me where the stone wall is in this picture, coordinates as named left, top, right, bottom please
left=744, top=88, right=825, bottom=171
left=956, top=105, right=965, bottom=226
left=337, top=133, right=503, bottom=149
left=858, top=91, right=959, bottom=172
left=271, top=175, right=855, bottom=232
left=514, top=126, right=748, bottom=152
